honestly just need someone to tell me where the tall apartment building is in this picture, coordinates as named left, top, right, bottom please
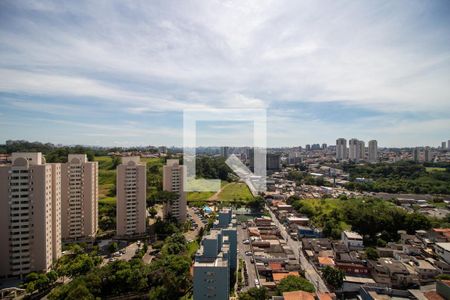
left=336, top=138, right=347, bottom=161
left=349, top=138, right=360, bottom=161
left=213, top=209, right=237, bottom=272
left=116, top=157, right=147, bottom=237
left=322, top=143, right=327, bottom=150
left=442, top=142, right=447, bottom=149
left=267, top=153, right=281, bottom=171
left=413, top=147, right=420, bottom=162
left=0, top=153, right=61, bottom=278
left=163, top=159, right=187, bottom=223
left=368, top=140, right=378, bottom=163
left=61, top=154, right=98, bottom=240
left=448, top=140, right=450, bottom=150
left=358, top=140, right=366, bottom=161
left=193, top=229, right=231, bottom=300
left=424, top=147, right=433, bottom=162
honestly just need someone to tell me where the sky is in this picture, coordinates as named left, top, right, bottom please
left=0, top=0, right=449, bottom=148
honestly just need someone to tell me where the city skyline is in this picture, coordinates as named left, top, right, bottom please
left=1, top=1, right=450, bottom=147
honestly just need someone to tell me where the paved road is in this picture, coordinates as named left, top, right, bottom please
left=237, top=224, right=258, bottom=291
left=267, top=207, right=329, bottom=293
left=185, top=207, right=204, bottom=241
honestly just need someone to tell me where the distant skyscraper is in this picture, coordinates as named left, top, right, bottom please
left=368, top=140, right=378, bottom=163
left=442, top=142, right=446, bottom=149
left=322, top=143, right=327, bottom=150
left=221, top=146, right=229, bottom=158
left=0, top=153, right=61, bottom=277
left=349, top=138, right=359, bottom=161
left=424, top=147, right=433, bottom=162
left=305, top=144, right=311, bottom=151
left=448, top=140, right=450, bottom=150
left=267, top=153, right=281, bottom=171
left=163, top=159, right=187, bottom=223
left=116, top=157, right=147, bottom=237
left=336, top=138, right=347, bottom=161
left=61, top=154, right=98, bottom=240
left=358, top=140, right=365, bottom=161
left=413, top=147, right=420, bottom=162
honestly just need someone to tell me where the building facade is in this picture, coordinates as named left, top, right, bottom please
left=163, top=159, right=187, bottom=223
left=61, top=154, right=98, bottom=240
left=368, top=140, right=378, bottom=163
left=0, top=153, right=61, bottom=278
left=348, top=138, right=360, bottom=161
left=116, top=156, right=147, bottom=237
left=336, top=138, right=347, bottom=161
left=193, top=229, right=231, bottom=300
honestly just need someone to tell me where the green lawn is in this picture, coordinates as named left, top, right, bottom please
left=217, top=182, right=254, bottom=201
left=187, top=191, right=215, bottom=201
left=426, top=167, right=446, bottom=172
left=99, top=197, right=116, bottom=205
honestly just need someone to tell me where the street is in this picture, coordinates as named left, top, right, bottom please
left=267, top=207, right=330, bottom=293
left=237, top=223, right=258, bottom=291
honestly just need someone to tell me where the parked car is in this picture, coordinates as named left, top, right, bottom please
left=243, top=239, right=250, bottom=244
left=245, top=251, right=252, bottom=256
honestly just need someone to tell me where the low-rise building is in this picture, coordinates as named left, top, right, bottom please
left=341, top=231, right=364, bottom=250
left=435, top=243, right=450, bottom=264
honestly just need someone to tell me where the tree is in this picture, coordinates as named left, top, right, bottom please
left=65, top=281, right=94, bottom=300
left=108, top=242, right=118, bottom=253
left=149, top=206, right=158, bottom=218
left=322, top=266, right=345, bottom=289
left=365, top=247, right=379, bottom=260
left=277, top=275, right=315, bottom=294
left=238, top=287, right=268, bottom=300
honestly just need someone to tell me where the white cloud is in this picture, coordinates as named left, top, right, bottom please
left=0, top=0, right=449, bottom=145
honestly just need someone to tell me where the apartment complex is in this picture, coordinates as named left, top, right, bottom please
left=0, top=153, right=61, bottom=278
left=336, top=138, right=347, bottom=161
left=193, top=229, right=231, bottom=300
left=213, top=209, right=237, bottom=271
left=61, top=154, right=98, bottom=240
left=163, top=159, right=187, bottom=223
left=368, top=140, right=378, bottom=163
left=116, top=157, right=147, bottom=237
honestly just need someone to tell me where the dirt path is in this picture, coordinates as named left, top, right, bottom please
left=207, top=182, right=232, bottom=201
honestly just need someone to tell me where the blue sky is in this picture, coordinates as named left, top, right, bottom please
left=0, top=0, right=449, bottom=147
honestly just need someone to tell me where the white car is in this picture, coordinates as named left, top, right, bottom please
left=243, top=239, right=250, bottom=245
left=254, top=279, right=260, bottom=286
left=245, top=251, right=252, bottom=256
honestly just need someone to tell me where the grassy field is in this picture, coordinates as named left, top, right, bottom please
left=426, top=167, right=447, bottom=172
left=216, top=182, right=254, bottom=201
left=187, top=191, right=215, bottom=201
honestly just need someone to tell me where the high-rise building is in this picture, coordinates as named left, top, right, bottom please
left=424, top=147, right=433, bottom=162
left=322, top=143, right=327, bottom=150
left=61, top=154, right=98, bottom=240
left=442, top=142, right=446, bottom=149
left=116, top=157, right=147, bottom=237
left=368, top=140, right=378, bottom=163
left=267, top=153, right=281, bottom=171
left=336, top=138, right=347, bottom=161
left=213, top=209, right=237, bottom=272
left=349, top=138, right=359, bottom=161
left=288, top=151, right=302, bottom=165
left=358, top=140, right=365, bottom=161
left=305, top=144, right=311, bottom=151
left=193, top=229, right=231, bottom=300
left=163, top=159, right=187, bottom=223
left=413, top=147, right=420, bottom=162
left=0, top=153, right=61, bottom=277
left=448, top=140, right=450, bottom=150
left=220, top=146, right=230, bottom=158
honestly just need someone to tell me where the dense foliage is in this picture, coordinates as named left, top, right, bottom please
left=343, top=161, right=450, bottom=194
left=196, top=156, right=233, bottom=181
left=293, top=197, right=437, bottom=243
left=238, top=287, right=269, bottom=300
left=322, top=266, right=345, bottom=289
left=48, top=233, right=192, bottom=299
left=277, top=275, right=315, bottom=294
